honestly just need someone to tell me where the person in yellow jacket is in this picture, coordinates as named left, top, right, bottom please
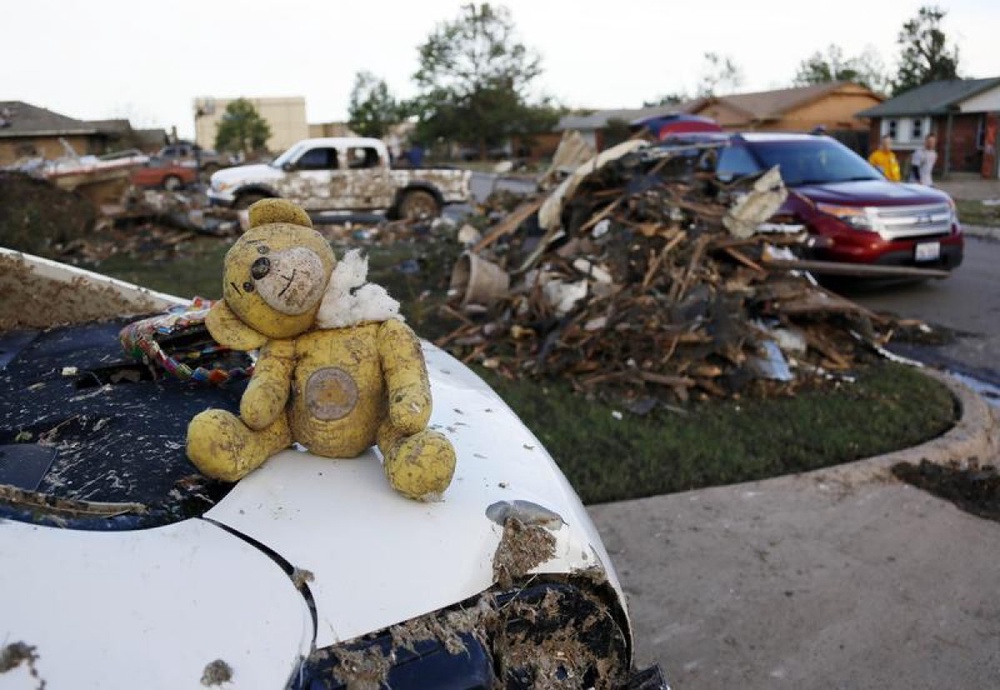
left=868, top=135, right=901, bottom=181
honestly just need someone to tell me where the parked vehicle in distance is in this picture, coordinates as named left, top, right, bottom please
left=207, top=137, right=472, bottom=220
left=666, top=132, right=964, bottom=274
left=0, top=248, right=669, bottom=689
left=97, top=148, right=151, bottom=167
left=158, top=141, right=231, bottom=174
left=129, top=156, right=199, bottom=190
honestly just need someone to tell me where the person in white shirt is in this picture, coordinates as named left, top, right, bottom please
left=909, top=133, right=938, bottom=185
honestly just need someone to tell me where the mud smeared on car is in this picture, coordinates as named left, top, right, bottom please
left=200, top=658, right=233, bottom=686
left=492, top=516, right=558, bottom=589
left=302, top=579, right=630, bottom=689
left=0, top=641, right=44, bottom=688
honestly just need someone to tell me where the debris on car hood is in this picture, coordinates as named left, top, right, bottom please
left=439, top=140, right=911, bottom=405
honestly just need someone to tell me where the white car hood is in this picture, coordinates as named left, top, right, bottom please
left=0, top=519, right=311, bottom=690
left=205, top=342, right=624, bottom=649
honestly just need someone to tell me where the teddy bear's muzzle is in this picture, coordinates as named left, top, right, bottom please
left=254, top=247, right=329, bottom=315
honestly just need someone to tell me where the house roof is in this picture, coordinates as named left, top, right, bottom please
left=857, top=77, right=1000, bottom=117
left=556, top=100, right=703, bottom=131
left=0, top=101, right=98, bottom=138
left=86, top=118, right=133, bottom=135
left=701, top=81, right=869, bottom=122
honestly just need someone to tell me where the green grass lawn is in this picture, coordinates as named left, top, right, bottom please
left=956, top=199, right=1000, bottom=227
left=478, top=363, right=955, bottom=504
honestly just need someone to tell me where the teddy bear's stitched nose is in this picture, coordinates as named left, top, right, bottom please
left=251, top=257, right=271, bottom=280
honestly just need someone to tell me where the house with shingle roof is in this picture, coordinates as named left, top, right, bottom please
left=554, top=101, right=706, bottom=152
left=552, top=84, right=883, bottom=156
left=0, top=101, right=163, bottom=166
left=688, top=82, right=884, bottom=153
left=856, top=77, right=1000, bottom=178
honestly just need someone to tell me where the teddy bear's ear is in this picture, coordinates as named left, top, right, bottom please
left=248, top=198, right=313, bottom=229
left=205, top=300, right=268, bottom=350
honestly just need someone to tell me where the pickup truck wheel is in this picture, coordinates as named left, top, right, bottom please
left=234, top=193, right=267, bottom=210
left=397, top=190, right=440, bottom=221
left=163, top=175, right=183, bottom=191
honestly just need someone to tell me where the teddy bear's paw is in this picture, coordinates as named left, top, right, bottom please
left=383, top=429, right=457, bottom=501
left=187, top=409, right=289, bottom=482
left=388, top=383, right=433, bottom=434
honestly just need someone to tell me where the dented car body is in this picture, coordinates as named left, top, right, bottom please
left=0, top=249, right=667, bottom=689
left=207, top=137, right=472, bottom=219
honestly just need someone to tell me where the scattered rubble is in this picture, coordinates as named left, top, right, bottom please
left=0, top=171, right=242, bottom=266
left=438, top=140, right=917, bottom=405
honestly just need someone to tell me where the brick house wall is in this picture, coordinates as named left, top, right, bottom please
left=935, top=113, right=983, bottom=173
left=0, top=135, right=94, bottom=166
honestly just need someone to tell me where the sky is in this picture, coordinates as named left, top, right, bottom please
left=4, top=0, right=1000, bottom=141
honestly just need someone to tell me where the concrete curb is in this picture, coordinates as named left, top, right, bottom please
left=795, top=368, right=999, bottom=485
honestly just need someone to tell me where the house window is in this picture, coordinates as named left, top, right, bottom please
left=886, top=119, right=898, bottom=140
left=911, top=118, right=923, bottom=140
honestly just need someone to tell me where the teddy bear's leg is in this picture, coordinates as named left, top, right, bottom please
left=187, top=409, right=292, bottom=482
left=377, top=421, right=456, bottom=500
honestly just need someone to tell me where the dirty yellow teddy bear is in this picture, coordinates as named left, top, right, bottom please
left=186, top=198, right=456, bottom=500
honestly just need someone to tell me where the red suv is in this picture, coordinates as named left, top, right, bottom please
left=677, top=132, right=963, bottom=273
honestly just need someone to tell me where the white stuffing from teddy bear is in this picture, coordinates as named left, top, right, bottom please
left=315, top=249, right=402, bottom=329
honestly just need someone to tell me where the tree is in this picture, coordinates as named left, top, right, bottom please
left=697, top=52, right=744, bottom=97
left=215, top=99, right=271, bottom=154
left=348, top=72, right=401, bottom=138
left=892, top=5, right=960, bottom=95
left=643, top=93, right=689, bottom=108
left=411, top=3, right=550, bottom=157
left=794, top=45, right=889, bottom=93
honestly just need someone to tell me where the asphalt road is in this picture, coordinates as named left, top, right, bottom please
left=838, top=234, right=1000, bottom=387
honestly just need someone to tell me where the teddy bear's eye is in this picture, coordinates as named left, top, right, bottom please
left=251, top=257, right=271, bottom=280
left=242, top=281, right=255, bottom=292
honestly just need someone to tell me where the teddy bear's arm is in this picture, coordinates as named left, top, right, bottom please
left=377, top=319, right=432, bottom=435
left=240, top=339, right=296, bottom=430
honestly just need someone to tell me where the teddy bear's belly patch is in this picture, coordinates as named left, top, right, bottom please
left=305, top=367, right=359, bottom=420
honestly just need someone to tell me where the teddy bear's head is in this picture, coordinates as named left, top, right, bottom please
left=211, top=199, right=336, bottom=343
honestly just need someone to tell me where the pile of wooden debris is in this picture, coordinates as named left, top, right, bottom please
left=438, top=140, right=906, bottom=404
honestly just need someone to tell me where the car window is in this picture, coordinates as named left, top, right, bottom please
left=346, top=146, right=380, bottom=169
left=295, top=147, right=338, bottom=170
left=745, top=139, right=881, bottom=186
left=716, top=145, right=761, bottom=181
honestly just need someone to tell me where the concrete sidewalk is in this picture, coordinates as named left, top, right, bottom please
left=590, top=374, right=1000, bottom=689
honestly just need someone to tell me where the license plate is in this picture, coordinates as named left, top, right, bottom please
left=915, top=241, right=940, bottom=262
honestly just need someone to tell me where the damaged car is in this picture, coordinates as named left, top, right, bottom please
left=0, top=249, right=668, bottom=689
left=207, top=137, right=471, bottom=221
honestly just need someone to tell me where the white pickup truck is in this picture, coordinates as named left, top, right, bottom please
left=208, top=137, right=472, bottom=220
